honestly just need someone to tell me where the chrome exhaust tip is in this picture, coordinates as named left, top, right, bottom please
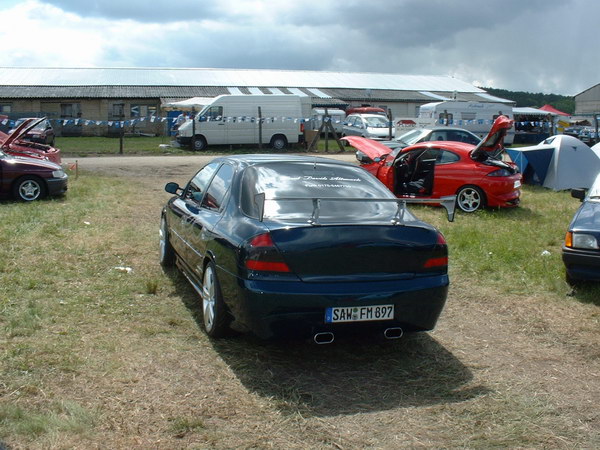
left=313, top=332, right=335, bottom=345
left=384, top=327, right=403, bottom=340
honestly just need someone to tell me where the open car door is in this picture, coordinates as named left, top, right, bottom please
left=391, top=148, right=436, bottom=197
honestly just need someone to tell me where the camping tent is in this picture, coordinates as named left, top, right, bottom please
left=506, top=135, right=600, bottom=190
left=539, top=104, right=570, bottom=116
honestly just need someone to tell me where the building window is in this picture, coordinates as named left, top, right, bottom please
left=0, top=104, right=11, bottom=114
left=130, top=104, right=158, bottom=118
left=60, top=103, right=81, bottom=118
left=112, top=103, right=125, bottom=118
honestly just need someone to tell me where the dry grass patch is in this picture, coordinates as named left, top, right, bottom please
left=1, top=172, right=599, bottom=448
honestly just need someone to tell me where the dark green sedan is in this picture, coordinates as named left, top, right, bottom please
left=160, top=154, right=453, bottom=343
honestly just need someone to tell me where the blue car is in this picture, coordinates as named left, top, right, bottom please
left=160, top=154, right=455, bottom=343
left=562, top=172, right=600, bottom=284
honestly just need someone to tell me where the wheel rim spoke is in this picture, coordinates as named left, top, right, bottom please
left=202, top=268, right=215, bottom=329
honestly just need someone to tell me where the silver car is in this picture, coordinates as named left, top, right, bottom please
left=342, top=114, right=393, bottom=140
left=396, top=127, right=481, bottom=147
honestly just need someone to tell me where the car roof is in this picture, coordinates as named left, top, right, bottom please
left=217, top=154, right=356, bottom=167
left=402, top=141, right=474, bottom=154
left=348, top=113, right=387, bottom=118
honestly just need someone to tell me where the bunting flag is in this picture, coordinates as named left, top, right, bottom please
left=0, top=115, right=557, bottom=130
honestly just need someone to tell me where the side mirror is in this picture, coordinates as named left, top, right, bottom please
left=165, top=182, right=181, bottom=195
left=571, top=188, right=586, bottom=202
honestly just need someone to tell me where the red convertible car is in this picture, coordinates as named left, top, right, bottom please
left=345, top=116, right=522, bottom=213
left=0, top=117, right=61, bottom=164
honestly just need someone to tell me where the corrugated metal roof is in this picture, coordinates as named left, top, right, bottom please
left=321, top=88, right=432, bottom=101
left=0, top=67, right=483, bottom=93
left=0, top=85, right=229, bottom=99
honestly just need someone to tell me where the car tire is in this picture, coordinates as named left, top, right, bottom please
left=159, top=215, right=176, bottom=268
left=12, top=176, right=47, bottom=202
left=201, top=262, right=231, bottom=338
left=270, top=135, right=287, bottom=150
left=192, top=136, right=207, bottom=151
left=456, top=185, right=485, bottom=213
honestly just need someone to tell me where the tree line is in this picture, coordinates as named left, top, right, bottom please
left=480, top=87, right=575, bottom=114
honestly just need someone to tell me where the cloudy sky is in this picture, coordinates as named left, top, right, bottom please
left=0, top=0, right=596, bottom=96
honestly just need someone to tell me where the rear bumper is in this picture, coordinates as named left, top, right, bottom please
left=220, top=269, right=449, bottom=339
left=486, top=188, right=521, bottom=208
left=562, top=247, right=600, bottom=282
left=482, top=175, right=521, bottom=208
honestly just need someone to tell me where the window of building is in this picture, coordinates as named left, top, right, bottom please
left=130, top=104, right=158, bottom=118
left=60, top=103, right=81, bottom=118
left=112, top=103, right=125, bottom=118
left=0, top=104, right=12, bottom=114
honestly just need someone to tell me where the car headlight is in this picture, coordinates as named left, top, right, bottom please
left=52, top=169, right=66, bottom=178
left=566, top=232, right=599, bottom=250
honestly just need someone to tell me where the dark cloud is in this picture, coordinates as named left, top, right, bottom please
left=30, top=0, right=600, bottom=95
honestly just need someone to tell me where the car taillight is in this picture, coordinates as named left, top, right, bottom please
left=487, top=168, right=513, bottom=177
left=424, top=232, right=448, bottom=268
left=244, top=232, right=291, bottom=272
left=424, top=256, right=448, bottom=268
left=436, top=232, right=447, bottom=245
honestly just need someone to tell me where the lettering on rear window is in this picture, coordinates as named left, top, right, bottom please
left=292, top=175, right=361, bottom=189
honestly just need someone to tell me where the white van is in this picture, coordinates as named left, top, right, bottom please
left=310, top=108, right=346, bottom=134
left=395, top=101, right=515, bottom=144
left=176, top=95, right=305, bottom=150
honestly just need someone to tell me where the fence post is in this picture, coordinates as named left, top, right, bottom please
left=258, top=107, right=263, bottom=150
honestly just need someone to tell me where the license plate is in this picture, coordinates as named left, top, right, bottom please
left=325, top=305, right=394, bottom=323
left=514, top=180, right=521, bottom=188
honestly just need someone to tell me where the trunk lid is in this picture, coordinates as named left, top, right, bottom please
left=268, top=224, right=446, bottom=282
left=470, top=115, right=513, bottom=161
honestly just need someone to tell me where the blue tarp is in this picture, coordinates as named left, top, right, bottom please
left=506, top=147, right=554, bottom=185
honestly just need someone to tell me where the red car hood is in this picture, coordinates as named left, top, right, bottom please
left=1, top=117, right=45, bottom=149
left=470, top=115, right=513, bottom=160
left=340, top=136, right=392, bottom=160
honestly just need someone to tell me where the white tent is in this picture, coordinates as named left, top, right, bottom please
left=513, top=106, right=557, bottom=116
left=506, top=135, right=600, bottom=190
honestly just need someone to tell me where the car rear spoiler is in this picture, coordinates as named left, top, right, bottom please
left=254, top=194, right=456, bottom=225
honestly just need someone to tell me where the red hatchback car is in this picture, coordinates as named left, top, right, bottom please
left=0, top=117, right=61, bottom=164
left=344, top=116, right=522, bottom=213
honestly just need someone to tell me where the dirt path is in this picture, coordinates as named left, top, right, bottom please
left=62, top=153, right=357, bottom=180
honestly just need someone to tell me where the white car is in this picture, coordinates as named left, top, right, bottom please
left=342, top=114, right=393, bottom=140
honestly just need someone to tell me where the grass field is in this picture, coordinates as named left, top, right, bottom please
left=55, top=135, right=342, bottom=156
left=1, top=170, right=599, bottom=448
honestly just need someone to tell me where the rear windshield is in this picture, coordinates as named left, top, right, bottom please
left=240, top=161, right=406, bottom=222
